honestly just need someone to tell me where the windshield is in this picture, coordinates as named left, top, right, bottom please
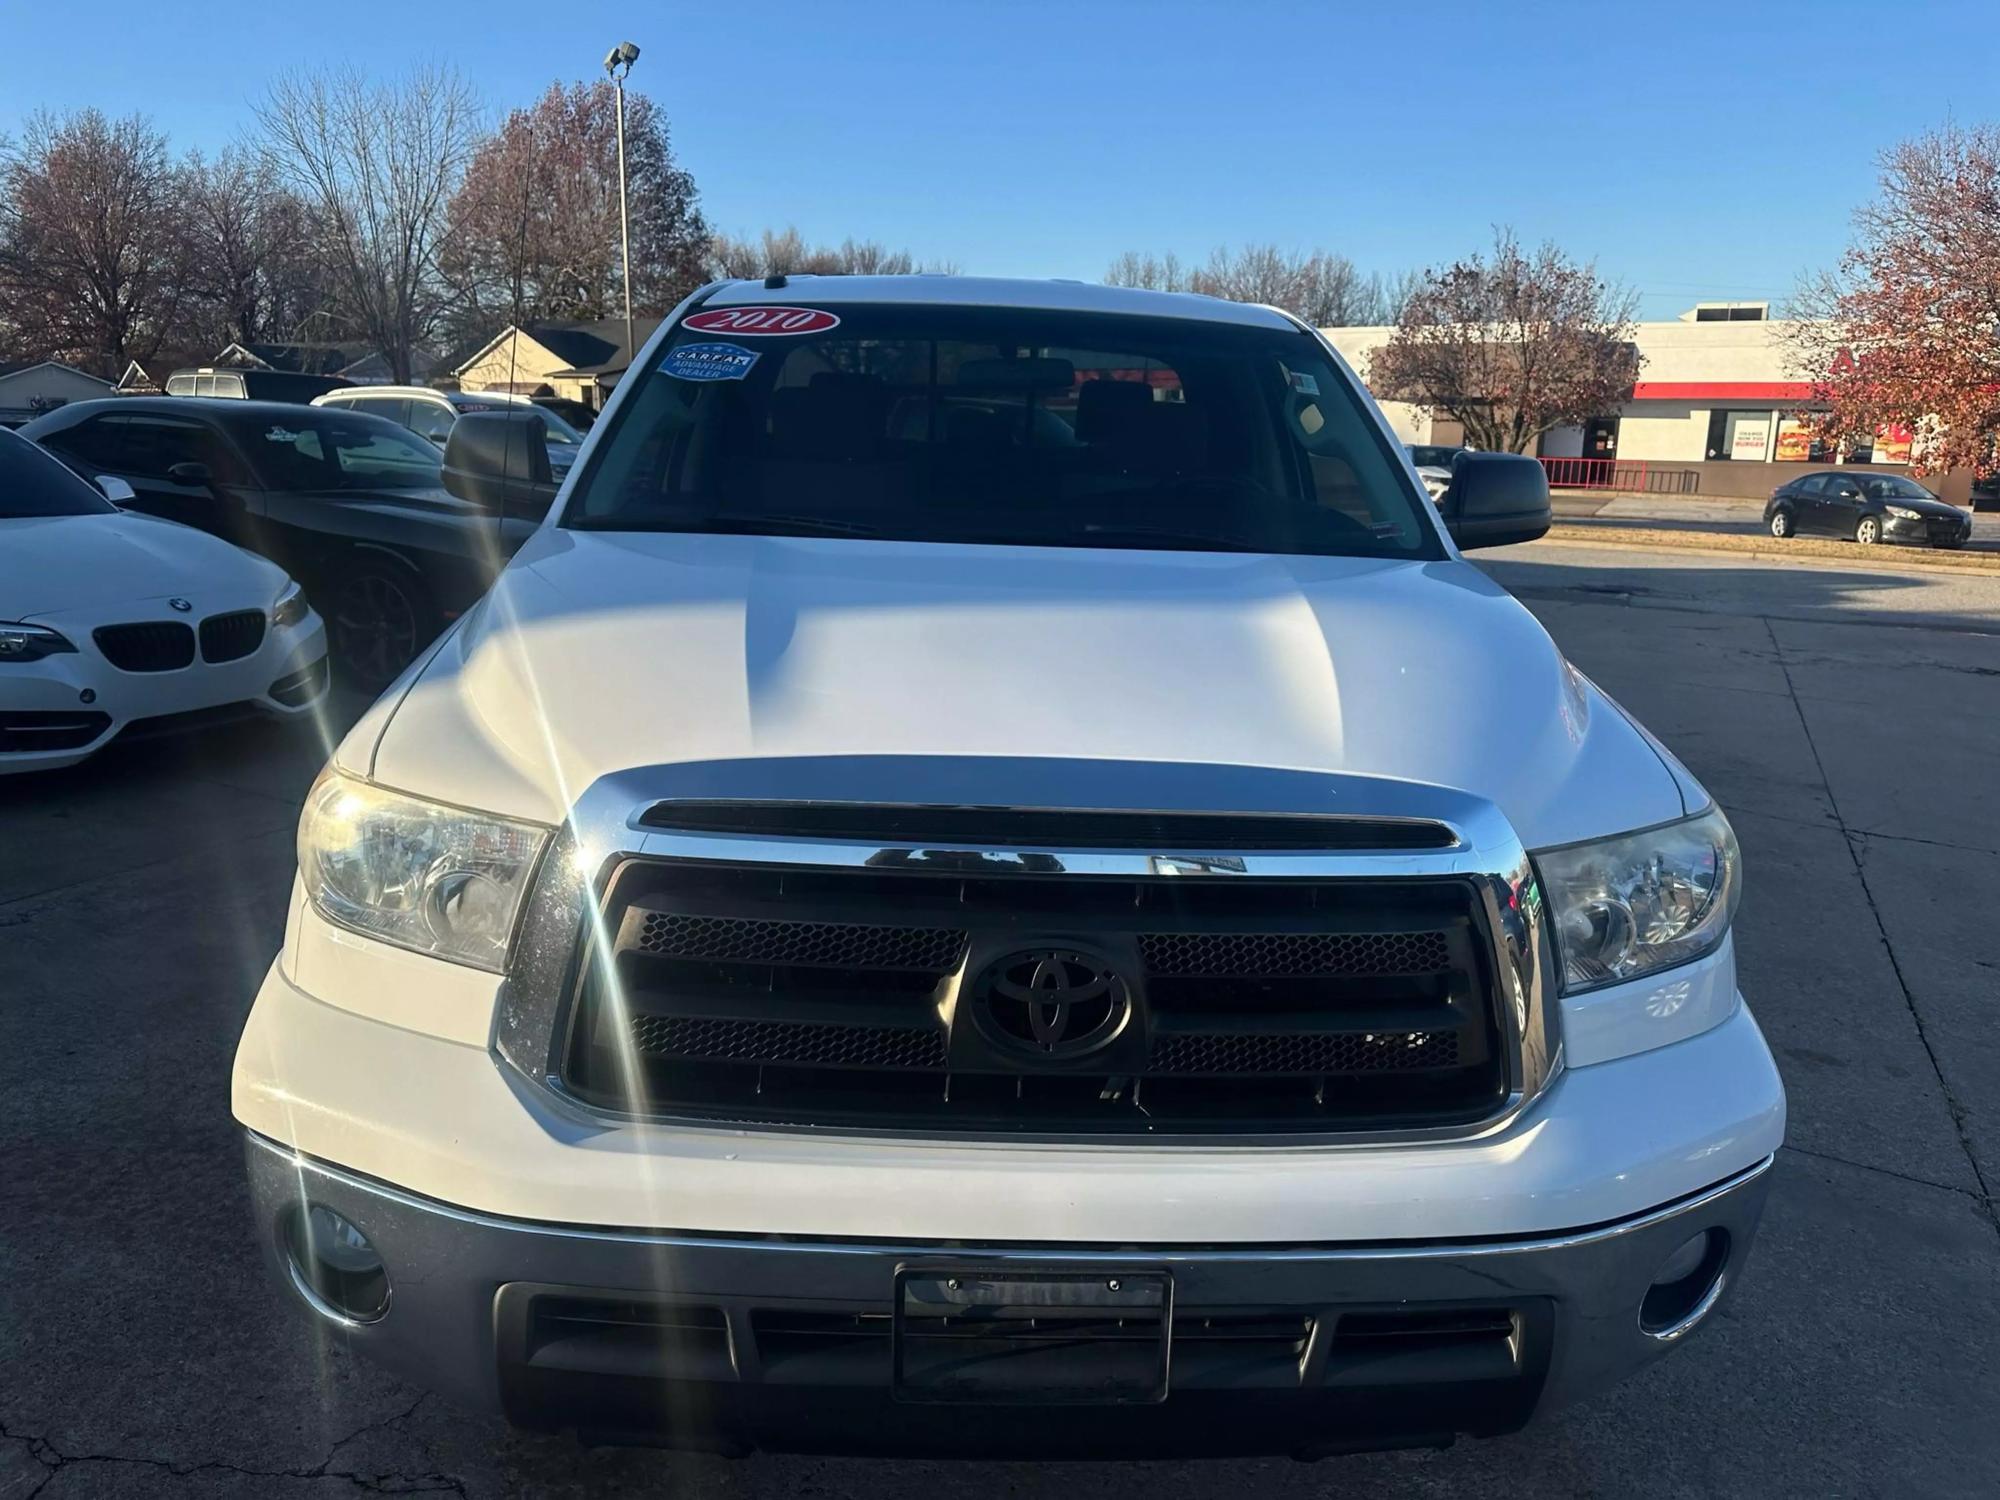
left=0, top=430, right=118, bottom=518
left=567, top=305, right=1437, bottom=558
left=1406, top=445, right=1465, bottom=470
left=1860, top=475, right=1935, bottom=501
left=218, top=409, right=443, bottom=491
left=532, top=407, right=582, bottom=445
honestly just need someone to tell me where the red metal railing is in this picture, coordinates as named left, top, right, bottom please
left=1537, top=458, right=1702, bottom=495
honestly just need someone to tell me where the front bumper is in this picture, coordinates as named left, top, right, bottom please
left=1883, top=512, right=1972, bottom=546
left=244, top=1132, right=1773, bottom=1458
left=0, top=612, right=328, bottom=771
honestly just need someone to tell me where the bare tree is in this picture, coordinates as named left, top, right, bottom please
left=255, top=64, right=479, bottom=381
left=0, top=109, right=190, bottom=374
left=178, top=146, right=336, bottom=348
left=1370, top=229, right=1640, bottom=454
left=1104, top=244, right=1395, bottom=324
left=710, top=226, right=956, bottom=278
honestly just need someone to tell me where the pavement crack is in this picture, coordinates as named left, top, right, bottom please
left=1780, top=1142, right=1989, bottom=1203
left=0, top=1399, right=467, bottom=1495
left=1763, top=615, right=2000, bottom=1241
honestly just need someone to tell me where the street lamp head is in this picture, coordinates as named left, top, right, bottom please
left=604, top=41, right=640, bottom=77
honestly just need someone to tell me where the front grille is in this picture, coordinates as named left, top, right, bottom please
left=199, top=609, right=266, bottom=662
left=93, top=621, right=195, bottom=672
left=559, top=852, right=1506, bottom=1136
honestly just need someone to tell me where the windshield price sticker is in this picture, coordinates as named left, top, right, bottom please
left=660, top=343, right=762, bottom=382
left=682, top=306, right=842, bottom=336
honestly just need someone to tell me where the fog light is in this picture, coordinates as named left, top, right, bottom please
left=283, top=1204, right=391, bottom=1324
left=1639, top=1228, right=1728, bottom=1340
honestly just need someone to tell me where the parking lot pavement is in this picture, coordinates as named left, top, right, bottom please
left=4, top=541, right=1998, bottom=1498
left=1555, top=490, right=2000, bottom=550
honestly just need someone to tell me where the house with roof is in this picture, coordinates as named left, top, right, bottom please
left=453, top=318, right=663, bottom=411
left=0, top=360, right=113, bottom=428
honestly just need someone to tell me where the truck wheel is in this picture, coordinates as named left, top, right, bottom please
left=1855, top=515, right=1881, bottom=545
left=1768, top=509, right=1793, bottom=539
left=328, top=557, right=438, bottom=690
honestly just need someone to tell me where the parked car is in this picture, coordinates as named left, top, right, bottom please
left=1765, top=470, right=1972, bottom=547
left=1405, top=442, right=1469, bottom=500
left=166, top=367, right=353, bottom=404
left=312, top=386, right=585, bottom=479
left=0, top=427, right=327, bottom=773
left=19, top=398, right=548, bottom=688
left=530, top=393, right=599, bottom=433
left=232, top=277, right=1780, bottom=1460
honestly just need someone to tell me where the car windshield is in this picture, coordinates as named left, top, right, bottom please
left=1860, top=475, right=1935, bottom=501
left=1407, top=445, right=1464, bottom=469
left=566, top=304, right=1438, bottom=558
left=217, top=409, right=443, bottom=491
left=0, top=430, right=117, bottom=517
left=532, top=407, right=583, bottom=445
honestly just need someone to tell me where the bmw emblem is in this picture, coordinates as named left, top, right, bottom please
left=168, top=598, right=193, bottom=613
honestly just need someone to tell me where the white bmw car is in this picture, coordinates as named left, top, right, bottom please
left=0, top=428, right=329, bottom=774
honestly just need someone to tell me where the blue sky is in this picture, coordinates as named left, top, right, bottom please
left=1, top=0, right=1983, bottom=318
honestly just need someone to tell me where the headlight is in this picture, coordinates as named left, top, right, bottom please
left=272, top=580, right=310, bottom=629
left=0, top=623, right=77, bottom=662
left=298, top=770, right=551, bottom=972
left=1535, top=807, right=1740, bottom=994
left=1885, top=505, right=1921, bottom=520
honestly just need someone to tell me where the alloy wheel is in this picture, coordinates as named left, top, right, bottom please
left=333, top=573, right=419, bottom=685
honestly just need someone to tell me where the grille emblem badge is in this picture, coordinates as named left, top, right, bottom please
left=168, top=597, right=192, bottom=613
left=971, top=947, right=1131, bottom=1060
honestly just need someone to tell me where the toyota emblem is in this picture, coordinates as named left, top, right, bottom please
left=971, top=947, right=1131, bottom=1060
left=168, top=597, right=193, bottom=613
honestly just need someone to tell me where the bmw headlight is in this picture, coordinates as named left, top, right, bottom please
left=1535, top=807, right=1740, bottom=993
left=272, top=580, right=310, bottom=629
left=298, top=770, right=550, bottom=972
left=0, top=623, right=77, bottom=662
left=1885, top=505, right=1921, bottom=520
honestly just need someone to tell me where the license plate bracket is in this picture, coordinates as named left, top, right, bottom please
left=891, top=1267, right=1171, bottom=1404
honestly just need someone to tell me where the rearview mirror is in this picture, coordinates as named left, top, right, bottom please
left=1439, top=453, right=1552, bottom=550
left=166, top=461, right=211, bottom=487
left=96, top=474, right=136, bottom=505
left=441, top=411, right=558, bottom=516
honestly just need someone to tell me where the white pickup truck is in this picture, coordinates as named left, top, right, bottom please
left=232, top=277, right=1783, bottom=1459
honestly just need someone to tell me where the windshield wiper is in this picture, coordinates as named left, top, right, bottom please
left=1070, top=522, right=1260, bottom=552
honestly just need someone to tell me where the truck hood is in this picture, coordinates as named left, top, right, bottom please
left=356, top=530, right=1688, bottom=848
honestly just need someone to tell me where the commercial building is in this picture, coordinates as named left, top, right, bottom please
left=1325, top=304, right=1969, bottom=502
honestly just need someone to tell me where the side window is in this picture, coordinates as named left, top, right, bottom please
left=355, top=397, right=417, bottom=432
left=165, top=375, right=197, bottom=396
left=41, top=414, right=129, bottom=470
left=1797, top=475, right=1828, bottom=496
left=406, top=401, right=456, bottom=443
left=195, top=374, right=219, bottom=397
left=119, top=417, right=241, bottom=482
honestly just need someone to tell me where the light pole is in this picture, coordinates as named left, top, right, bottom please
left=604, top=41, right=641, bottom=382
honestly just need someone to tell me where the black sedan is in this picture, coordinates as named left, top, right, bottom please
left=21, top=398, right=544, bottom=685
left=1764, top=470, right=1972, bottom=549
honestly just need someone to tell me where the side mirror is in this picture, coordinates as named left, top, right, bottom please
left=167, top=461, right=212, bottom=486
left=96, top=474, right=136, bottom=505
left=441, top=411, right=557, bottom=516
left=1439, top=453, right=1552, bottom=550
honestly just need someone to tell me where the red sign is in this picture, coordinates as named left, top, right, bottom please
left=683, top=306, right=841, bottom=336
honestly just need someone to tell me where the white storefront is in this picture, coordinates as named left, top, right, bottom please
left=1324, top=304, right=1886, bottom=469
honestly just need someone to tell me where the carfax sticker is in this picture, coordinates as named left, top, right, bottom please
left=682, top=306, right=841, bottom=336
left=660, top=342, right=762, bottom=381
left=1288, top=370, right=1320, bottom=396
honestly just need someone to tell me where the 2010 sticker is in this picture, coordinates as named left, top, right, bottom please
left=682, top=306, right=841, bottom=336
left=659, top=342, right=762, bottom=381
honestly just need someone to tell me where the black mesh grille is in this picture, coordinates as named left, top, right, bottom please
left=1139, top=930, right=1451, bottom=977
left=634, top=910, right=967, bottom=973
left=199, top=609, right=267, bottom=663
left=1149, top=1030, right=1460, bottom=1075
left=93, top=622, right=195, bottom=672
left=632, top=1014, right=948, bottom=1070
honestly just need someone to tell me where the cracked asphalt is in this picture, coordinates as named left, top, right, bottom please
left=4, top=540, right=1998, bottom=1497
